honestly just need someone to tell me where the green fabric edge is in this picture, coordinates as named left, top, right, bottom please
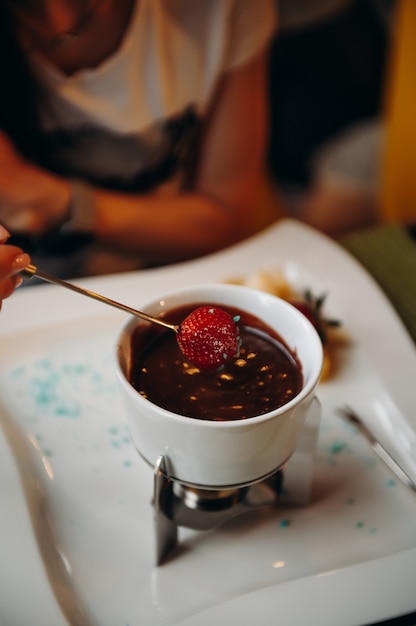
left=340, top=223, right=416, bottom=344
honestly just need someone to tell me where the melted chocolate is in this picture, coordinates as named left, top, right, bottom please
left=129, top=303, right=303, bottom=421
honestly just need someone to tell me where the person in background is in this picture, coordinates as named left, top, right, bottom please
left=268, top=0, right=391, bottom=236
left=0, top=0, right=277, bottom=280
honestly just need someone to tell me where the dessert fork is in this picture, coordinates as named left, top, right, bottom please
left=336, top=405, right=416, bottom=494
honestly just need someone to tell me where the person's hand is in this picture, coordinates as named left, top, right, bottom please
left=0, top=131, right=71, bottom=236
left=0, top=224, right=30, bottom=311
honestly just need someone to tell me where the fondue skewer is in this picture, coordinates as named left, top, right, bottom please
left=22, top=264, right=239, bottom=370
left=22, top=264, right=179, bottom=331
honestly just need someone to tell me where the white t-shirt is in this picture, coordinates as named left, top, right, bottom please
left=32, top=0, right=276, bottom=190
left=28, top=0, right=277, bottom=276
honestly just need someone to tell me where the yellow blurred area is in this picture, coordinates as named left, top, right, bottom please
left=381, top=0, right=416, bottom=223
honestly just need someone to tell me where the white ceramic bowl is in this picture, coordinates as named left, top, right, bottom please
left=115, top=284, right=323, bottom=488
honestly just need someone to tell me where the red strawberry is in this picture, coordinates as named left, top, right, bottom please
left=289, top=290, right=340, bottom=343
left=177, top=305, right=240, bottom=370
left=289, top=300, right=318, bottom=328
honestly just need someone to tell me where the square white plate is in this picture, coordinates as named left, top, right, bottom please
left=1, top=219, right=415, bottom=626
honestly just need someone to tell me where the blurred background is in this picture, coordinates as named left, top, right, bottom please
left=268, top=0, right=399, bottom=235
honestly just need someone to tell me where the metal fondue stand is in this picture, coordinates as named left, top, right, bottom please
left=152, top=398, right=321, bottom=565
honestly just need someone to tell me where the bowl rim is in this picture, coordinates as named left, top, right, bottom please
left=114, top=283, right=324, bottom=428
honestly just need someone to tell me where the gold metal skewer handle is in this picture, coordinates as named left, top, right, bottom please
left=22, top=264, right=179, bottom=333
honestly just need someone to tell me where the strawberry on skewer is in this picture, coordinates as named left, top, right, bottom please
left=177, top=305, right=240, bottom=370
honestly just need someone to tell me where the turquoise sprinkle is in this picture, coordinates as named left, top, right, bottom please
left=279, top=519, right=290, bottom=528
left=35, top=391, right=52, bottom=406
left=329, top=441, right=346, bottom=454
left=9, top=365, right=25, bottom=378
left=54, top=405, right=80, bottom=418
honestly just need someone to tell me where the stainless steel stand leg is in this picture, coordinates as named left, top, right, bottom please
left=154, top=455, right=178, bottom=566
left=152, top=397, right=321, bottom=565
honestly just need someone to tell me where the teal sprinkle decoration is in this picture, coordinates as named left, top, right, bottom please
left=122, top=459, right=132, bottom=468
left=355, top=521, right=364, bottom=529
left=329, top=440, right=347, bottom=454
left=63, top=363, right=86, bottom=375
left=279, top=518, right=290, bottom=528
left=35, top=390, right=53, bottom=406
left=54, top=405, right=80, bottom=418
left=387, top=478, right=396, bottom=487
left=9, top=365, right=25, bottom=378
left=233, top=315, right=241, bottom=322
left=37, top=358, right=52, bottom=370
